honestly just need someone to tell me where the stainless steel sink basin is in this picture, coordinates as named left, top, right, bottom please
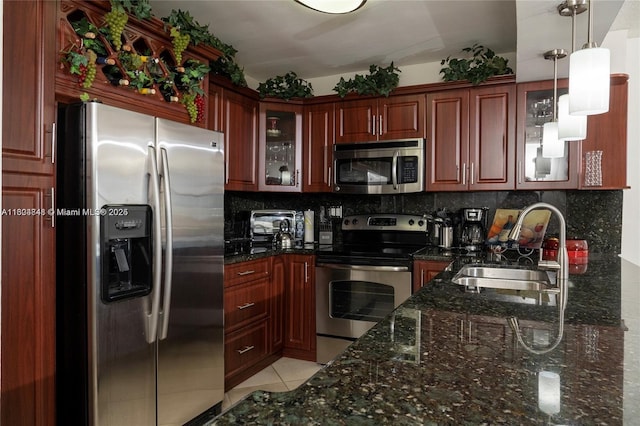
left=452, top=264, right=556, bottom=292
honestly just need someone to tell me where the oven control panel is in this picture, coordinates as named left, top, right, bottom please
left=342, top=214, right=427, bottom=232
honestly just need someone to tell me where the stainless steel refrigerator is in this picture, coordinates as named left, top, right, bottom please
left=56, top=102, right=225, bottom=425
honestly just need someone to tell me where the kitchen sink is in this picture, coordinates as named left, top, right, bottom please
left=452, top=264, right=556, bottom=292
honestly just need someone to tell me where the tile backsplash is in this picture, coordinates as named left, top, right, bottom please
left=225, top=190, right=623, bottom=254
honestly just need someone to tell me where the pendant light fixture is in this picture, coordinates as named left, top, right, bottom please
left=557, top=0, right=588, bottom=141
left=568, top=0, right=610, bottom=115
left=542, top=49, right=567, bottom=158
left=295, top=0, right=366, bottom=14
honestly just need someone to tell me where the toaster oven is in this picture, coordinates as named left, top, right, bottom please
left=250, top=210, right=304, bottom=247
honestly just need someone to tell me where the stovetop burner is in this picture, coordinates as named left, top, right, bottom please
left=316, top=213, right=430, bottom=266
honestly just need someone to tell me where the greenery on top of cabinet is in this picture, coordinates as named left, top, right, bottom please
left=333, top=63, right=401, bottom=98
left=257, top=71, right=314, bottom=100
left=440, top=44, right=513, bottom=85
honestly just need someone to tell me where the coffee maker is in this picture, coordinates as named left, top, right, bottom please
left=459, top=207, right=488, bottom=251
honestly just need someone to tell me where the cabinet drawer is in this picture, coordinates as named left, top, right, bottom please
left=224, top=277, right=269, bottom=331
left=225, top=258, right=270, bottom=287
left=225, top=320, right=269, bottom=378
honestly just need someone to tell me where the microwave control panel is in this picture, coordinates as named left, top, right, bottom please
left=398, top=156, right=419, bottom=183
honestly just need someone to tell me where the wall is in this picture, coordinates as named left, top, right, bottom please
left=225, top=189, right=623, bottom=255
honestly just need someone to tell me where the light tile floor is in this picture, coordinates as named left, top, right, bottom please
left=222, top=357, right=322, bottom=411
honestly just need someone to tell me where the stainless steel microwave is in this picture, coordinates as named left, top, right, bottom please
left=333, top=138, right=425, bottom=194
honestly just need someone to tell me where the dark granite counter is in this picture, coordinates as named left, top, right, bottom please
left=213, top=252, right=634, bottom=425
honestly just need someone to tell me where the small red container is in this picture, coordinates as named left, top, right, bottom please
left=543, top=238, right=589, bottom=265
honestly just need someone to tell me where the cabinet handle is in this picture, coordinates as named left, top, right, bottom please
left=237, top=302, right=255, bottom=310
left=518, top=161, right=523, bottom=184
left=372, top=115, right=376, bottom=136
left=304, top=262, right=309, bottom=282
left=237, top=270, right=256, bottom=276
left=51, top=122, right=56, bottom=164
left=470, top=162, right=475, bottom=185
left=237, top=345, right=255, bottom=355
left=421, top=269, right=425, bottom=288
left=296, top=169, right=300, bottom=187
left=379, top=115, right=383, bottom=136
left=44, top=187, right=55, bottom=229
left=462, top=163, right=467, bottom=186
left=328, top=166, right=332, bottom=187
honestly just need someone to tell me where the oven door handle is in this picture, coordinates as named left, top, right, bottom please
left=316, top=263, right=410, bottom=272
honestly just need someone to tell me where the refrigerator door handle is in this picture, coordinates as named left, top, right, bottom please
left=147, top=145, right=163, bottom=344
left=158, top=147, right=174, bottom=341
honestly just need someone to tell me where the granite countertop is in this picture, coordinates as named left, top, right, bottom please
left=213, top=252, right=633, bottom=425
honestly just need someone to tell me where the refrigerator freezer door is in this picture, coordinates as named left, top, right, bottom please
left=155, top=118, right=225, bottom=424
left=86, top=102, right=158, bottom=425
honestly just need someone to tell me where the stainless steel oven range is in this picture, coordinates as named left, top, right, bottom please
left=315, top=214, right=428, bottom=363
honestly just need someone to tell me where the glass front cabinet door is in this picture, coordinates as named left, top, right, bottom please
left=259, top=102, right=303, bottom=192
left=516, top=79, right=580, bottom=189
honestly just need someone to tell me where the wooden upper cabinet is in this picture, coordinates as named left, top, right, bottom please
left=258, top=101, right=303, bottom=192
left=303, top=103, right=334, bottom=192
left=3, top=0, right=56, bottom=176
left=426, top=89, right=470, bottom=191
left=335, top=94, right=424, bottom=143
left=426, top=84, right=515, bottom=191
left=469, top=85, right=515, bottom=190
left=579, top=74, right=628, bottom=190
left=208, top=83, right=224, bottom=133
left=224, top=89, right=259, bottom=191
left=515, top=79, right=580, bottom=190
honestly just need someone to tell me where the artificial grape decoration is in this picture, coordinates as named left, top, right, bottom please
left=170, top=27, right=190, bottom=65
left=104, top=5, right=128, bottom=51
left=83, top=50, right=98, bottom=89
left=194, top=94, right=205, bottom=123
left=181, top=93, right=197, bottom=123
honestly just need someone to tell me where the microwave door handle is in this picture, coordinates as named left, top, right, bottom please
left=392, top=150, right=399, bottom=190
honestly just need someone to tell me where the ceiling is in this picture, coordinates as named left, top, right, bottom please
left=149, top=0, right=637, bottom=85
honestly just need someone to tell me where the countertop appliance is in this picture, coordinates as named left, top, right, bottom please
left=333, top=138, right=425, bottom=194
left=459, top=207, right=488, bottom=251
left=249, top=209, right=304, bottom=249
left=56, top=102, right=225, bottom=425
left=315, top=214, right=428, bottom=363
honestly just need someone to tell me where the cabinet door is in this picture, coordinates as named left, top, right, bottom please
left=303, top=103, right=334, bottom=192
left=335, top=99, right=376, bottom=143
left=579, top=74, right=628, bottom=189
left=283, top=254, right=316, bottom=361
left=270, top=256, right=285, bottom=353
left=379, top=94, right=425, bottom=140
left=426, top=89, right=470, bottom=191
left=2, top=1, right=57, bottom=425
left=224, top=90, right=259, bottom=191
left=412, top=260, right=451, bottom=293
left=208, top=83, right=224, bottom=133
left=258, top=102, right=303, bottom=192
left=469, top=85, right=515, bottom=190
left=515, top=79, right=580, bottom=189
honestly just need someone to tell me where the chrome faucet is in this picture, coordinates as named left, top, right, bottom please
left=507, top=202, right=569, bottom=354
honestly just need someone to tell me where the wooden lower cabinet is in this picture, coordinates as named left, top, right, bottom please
left=282, top=254, right=316, bottom=361
left=412, top=260, right=451, bottom=292
left=223, top=254, right=316, bottom=389
left=223, top=258, right=279, bottom=390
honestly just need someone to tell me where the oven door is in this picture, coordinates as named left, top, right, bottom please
left=315, top=263, right=412, bottom=363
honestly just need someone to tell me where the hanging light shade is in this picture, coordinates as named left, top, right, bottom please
left=295, top=0, right=366, bottom=14
left=542, top=122, right=565, bottom=158
left=568, top=0, right=610, bottom=115
left=558, top=94, right=587, bottom=140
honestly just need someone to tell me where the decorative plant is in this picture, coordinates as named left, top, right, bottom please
left=103, top=2, right=128, bottom=51
left=440, top=43, right=513, bottom=85
left=161, top=9, right=246, bottom=87
left=174, top=59, right=210, bottom=123
left=257, top=71, right=313, bottom=100
left=333, top=63, right=401, bottom=98
left=63, top=48, right=97, bottom=90
left=112, top=0, right=152, bottom=21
